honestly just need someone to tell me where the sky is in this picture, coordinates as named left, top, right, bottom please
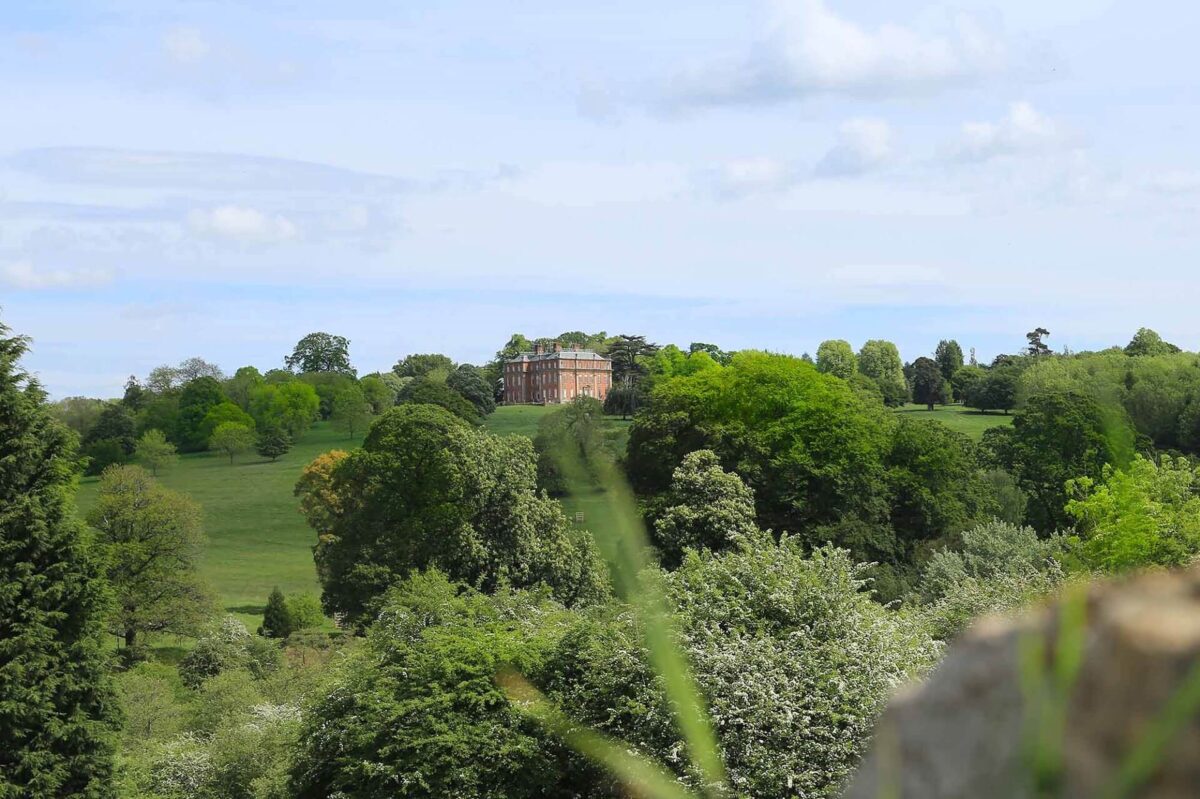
left=2, top=0, right=1198, bottom=398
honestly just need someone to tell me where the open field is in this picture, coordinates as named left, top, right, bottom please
left=893, top=403, right=1013, bottom=439
left=74, top=421, right=364, bottom=626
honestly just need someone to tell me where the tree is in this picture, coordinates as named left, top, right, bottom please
left=293, top=450, right=349, bottom=541
left=816, top=339, right=857, bottom=379
left=135, top=428, right=177, bottom=476
left=177, top=617, right=279, bottom=690
left=177, top=357, right=225, bottom=383
left=602, top=382, right=642, bottom=419
left=689, top=342, right=732, bottom=365
left=1066, top=455, right=1200, bottom=572
left=285, top=332, right=355, bottom=376
left=652, top=449, right=758, bottom=566
left=82, top=403, right=137, bottom=474
left=951, top=364, right=987, bottom=405
left=329, top=385, right=373, bottom=438
left=248, top=380, right=320, bottom=437
left=255, top=427, right=291, bottom=462
left=1026, top=327, right=1052, bottom=357
left=86, top=465, right=213, bottom=650
left=1125, top=327, right=1180, bottom=357
left=607, top=334, right=658, bottom=386
left=910, top=356, right=950, bottom=410
left=304, top=405, right=607, bottom=626
left=964, top=363, right=1020, bottom=414
left=985, top=390, right=1133, bottom=530
left=393, top=352, right=455, bottom=379
left=857, top=339, right=909, bottom=406
left=291, top=572, right=587, bottom=798
left=200, top=401, right=256, bottom=443
left=934, top=339, right=964, bottom=381
left=396, top=378, right=482, bottom=424
left=209, top=422, right=255, bottom=464
left=358, top=374, right=395, bottom=414
left=446, top=364, right=497, bottom=415
left=259, top=587, right=291, bottom=638
left=0, top=320, right=117, bottom=794
left=175, top=376, right=227, bottom=452
left=50, top=396, right=107, bottom=437
left=223, top=366, right=265, bottom=410
left=533, top=396, right=609, bottom=495
left=121, top=375, right=147, bottom=411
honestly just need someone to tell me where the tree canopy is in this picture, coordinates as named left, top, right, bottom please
left=285, top=332, right=355, bottom=376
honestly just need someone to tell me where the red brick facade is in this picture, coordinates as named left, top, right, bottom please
left=503, top=342, right=613, bottom=404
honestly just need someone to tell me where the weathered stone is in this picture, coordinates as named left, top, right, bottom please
left=844, top=566, right=1200, bottom=799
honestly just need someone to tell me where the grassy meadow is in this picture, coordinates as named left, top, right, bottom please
left=893, top=402, right=1013, bottom=439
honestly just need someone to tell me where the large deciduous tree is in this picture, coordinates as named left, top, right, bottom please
left=175, top=376, right=227, bottom=452
left=910, top=356, right=950, bottom=410
left=392, top=352, right=455, bottom=379
left=135, top=428, right=177, bottom=476
left=329, top=385, right=373, bottom=438
left=285, top=332, right=355, bottom=376
left=816, top=339, right=857, bottom=379
left=209, top=422, right=255, bottom=464
left=86, top=465, right=213, bottom=649
left=396, top=378, right=482, bottom=424
left=857, top=339, right=909, bottom=406
left=652, top=449, right=758, bottom=566
left=446, top=364, right=497, bottom=415
left=304, top=405, right=607, bottom=626
left=934, top=339, right=964, bottom=381
left=0, top=321, right=117, bottom=794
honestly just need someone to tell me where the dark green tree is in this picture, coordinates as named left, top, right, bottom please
left=396, top=378, right=482, bottom=424
left=964, top=364, right=1020, bottom=414
left=82, top=403, right=137, bottom=474
left=393, top=353, right=455, bottom=379
left=285, top=332, right=355, bottom=376
left=688, top=342, right=732, bottom=365
left=446, top=364, right=496, bottom=415
left=985, top=390, right=1133, bottom=530
left=1124, top=327, right=1180, bottom=357
left=1026, top=327, right=1052, bottom=357
left=305, top=405, right=606, bottom=626
left=0, top=321, right=117, bottom=794
left=255, top=427, right=292, bottom=462
left=910, top=357, right=950, bottom=410
left=121, top=375, right=147, bottom=411
left=607, top=334, right=658, bottom=386
left=259, top=587, right=292, bottom=638
left=175, top=376, right=227, bottom=452
left=934, top=339, right=964, bottom=381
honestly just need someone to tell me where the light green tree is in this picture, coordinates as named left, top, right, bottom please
left=209, top=422, right=255, bottom=464
left=815, top=339, right=857, bottom=379
left=135, top=428, right=177, bottom=476
left=858, top=339, right=909, bottom=406
left=329, top=385, right=373, bottom=438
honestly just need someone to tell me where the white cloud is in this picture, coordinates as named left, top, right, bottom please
left=813, top=118, right=894, bottom=177
left=674, top=0, right=1005, bottom=105
left=1, top=260, right=113, bottom=290
left=162, top=27, right=211, bottom=65
left=954, top=102, right=1072, bottom=162
left=186, top=205, right=299, bottom=244
left=709, top=157, right=796, bottom=197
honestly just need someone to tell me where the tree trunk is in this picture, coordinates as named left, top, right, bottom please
left=124, top=628, right=137, bottom=649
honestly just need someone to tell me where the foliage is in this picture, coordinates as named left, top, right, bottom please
left=963, top=362, right=1020, bottom=414
left=910, top=356, right=950, bottom=410
left=306, top=405, right=607, bottom=625
left=86, top=465, right=214, bottom=648
left=1066, top=455, right=1200, bottom=572
left=533, top=396, right=610, bottom=495
left=83, top=437, right=132, bottom=476
left=297, top=371, right=358, bottom=419
left=248, top=381, right=320, bottom=437
left=328, top=384, right=373, bottom=438
left=83, top=403, right=138, bottom=474
left=357, top=374, right=395, bottom=414
left=648, top=345, right=721, bottom=381
left=393, top=352, right=455, bottom=378
left=0, top=320, right=117, bottom=795
left=260, top=587, right=291, bottom=639
left=135, top=428, right=178, bottom=476
left=1125, top=327, right=1179, bottom=357
left=293, top=450, right=349, bottom=541
left=857, top=339, right=909, bottom=406
left=539, top=534, right=941, bottom=798
left=603, top=382, right=643, bottom=419
left=51, top=395, right=108, bottom=437
left=986, top=390, right=1133, bottom=530
left=176, top=376, right=228, bottom=452
left=815, top=338, right=857, bottom=379
left=200, top=401, right=256, bottom=444
left=178, top=617, right=281, bottom=690
left=285, top=593, right=325, bottom=633
left=608, top=334, right=659, bottom=386
left=210, top=422, right=256, bottom=464
left=396, top=377, right=482, bottom=424
left=447, top=363, right=497, bottom=415
left=290, top=571, right=588, bottom=799
left=224, top=366, right=265, bottom=411
left=254, top=426, right=291, bottom=461
left=1026, top=327, right=1052, bottom=357
left=951, top=364, right=987, bottom=406
left=285, top=332, right=355, bottom=376
left=934, top=339, right=964, bottom=381
left=651, top=450, right=758, bottom=567
left=626, top=351, right=895, bottom=547
left=917, top=520, right=1069, bottom=640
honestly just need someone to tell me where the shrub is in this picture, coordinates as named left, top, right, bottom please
left=179, top=617, right=280, bottom=689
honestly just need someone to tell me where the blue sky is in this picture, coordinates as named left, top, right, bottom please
left=2, top=0, right=1198, bottom=397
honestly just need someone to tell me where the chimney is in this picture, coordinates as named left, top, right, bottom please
left=553, top=341, right=563, bottom=353
left=533, top=342, right=544, bottom=355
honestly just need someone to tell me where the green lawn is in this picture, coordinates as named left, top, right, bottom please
left=893, top=403, right=1013, bottom=439
left=74, top=422, right=363, bottom=626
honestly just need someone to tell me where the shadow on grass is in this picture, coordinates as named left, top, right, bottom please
left=227, top=604, right=266, bottom=616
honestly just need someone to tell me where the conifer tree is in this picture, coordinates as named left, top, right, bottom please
left=0, top=320, right=117, bottom=795
left=259, top=587, right=292, bottom=638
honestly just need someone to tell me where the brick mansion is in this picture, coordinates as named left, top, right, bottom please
left=502, top=342, right=613, bottom=404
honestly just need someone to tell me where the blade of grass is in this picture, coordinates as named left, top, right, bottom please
left=498, top=668, right=701, bottom=799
